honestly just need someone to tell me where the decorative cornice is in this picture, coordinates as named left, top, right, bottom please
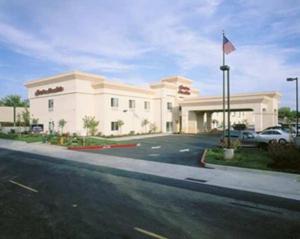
left=25, top=71, right=106, bottom=88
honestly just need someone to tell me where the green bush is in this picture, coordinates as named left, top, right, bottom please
left=219, top=138, right=241, bottom=149
left=268, top=143, right=300, bottom=172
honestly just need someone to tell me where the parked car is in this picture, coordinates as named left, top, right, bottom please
left=232, top=123, right=247, bottom=130
left=256, top=129, right=292, bottom=144
left=264, top=125, right=296, bottom=136
left=221, top=130, right=257, bottom=145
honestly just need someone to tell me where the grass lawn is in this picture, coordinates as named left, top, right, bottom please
left=77, top=137, right=117, bottom=146
left=206, top=147, right=273, bottom=171
left=0, top=132, right=44, bottom=143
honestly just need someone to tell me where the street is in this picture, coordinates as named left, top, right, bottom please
left=0, top=148, right=300, bottom=239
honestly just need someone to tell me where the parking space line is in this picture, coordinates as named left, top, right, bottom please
left=148, top=154, right=160, bottom=157
left=9, top=180, right=38, bottom=193
left=179, top=148, right=190, bottom=152
left=151, top=146, right=161, bottom=149
left=134, top=227, right=168, bottom=239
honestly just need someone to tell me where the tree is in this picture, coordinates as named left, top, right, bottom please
left=278, top=107, right=293, bottom=120
left=0, top=95, right=28, bottom=127
left=22, top=108, right=30, bottom=126
left=16, top=113, right=22, bottom=127
left=58, top=119, right=67, bottom=134
left=83, top=116, right=99, bottom=136
left=116, top=120, right=124, bottom=134
left=149, top=123, right=157, bottom=133
left=141, top=119, right=149, bottom=133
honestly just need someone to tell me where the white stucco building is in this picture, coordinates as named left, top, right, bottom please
left=25, top=71, right=281, bottom=136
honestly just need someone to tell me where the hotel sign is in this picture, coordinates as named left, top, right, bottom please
left=178, top=85, right=191, bottom=95
left=35, top=86, right=64, bottom=96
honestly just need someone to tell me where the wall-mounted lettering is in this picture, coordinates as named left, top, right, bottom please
left=35, top=86, right=64, bottom=96
left=178, top=85, right=191, bottom=95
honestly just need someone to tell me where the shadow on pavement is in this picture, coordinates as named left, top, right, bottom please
left=1, top=148, right=300, bottom=212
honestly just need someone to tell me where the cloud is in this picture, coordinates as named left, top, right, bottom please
left=0, top=0, right=299, bottom=108
left=0, top=22, right=134, bottom=72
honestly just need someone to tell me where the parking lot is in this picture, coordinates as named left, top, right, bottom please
left=85, top=134, right=220, bottom=167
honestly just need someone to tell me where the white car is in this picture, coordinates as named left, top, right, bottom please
left=256, top=129, right=293, bottom=144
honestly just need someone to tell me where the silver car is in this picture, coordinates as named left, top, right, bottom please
left=256, top=129, right=292, bottom=144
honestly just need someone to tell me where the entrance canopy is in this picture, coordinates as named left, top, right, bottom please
left=180, top=92, right=281, bottom=133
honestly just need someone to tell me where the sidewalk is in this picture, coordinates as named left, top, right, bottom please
left=1, top=139, right=300, bottom=201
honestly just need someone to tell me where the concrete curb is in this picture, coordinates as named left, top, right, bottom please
left=206, top=162, right=300, bottom=177
left=68, top=143, right=137, bottom=151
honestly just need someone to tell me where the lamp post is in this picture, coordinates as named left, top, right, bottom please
left=286, top=77, right=298, bottom=136
left=220, top=65, right=231, bottom=148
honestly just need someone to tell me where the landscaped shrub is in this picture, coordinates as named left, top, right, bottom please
left=219, top=138, right=241, bottom=149
left=0, top=122, right=15, bottom=127
left=268, top=142, right=300, bottom=172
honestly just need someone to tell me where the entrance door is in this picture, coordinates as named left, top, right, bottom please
left=166, top=121, right=173, bottom=132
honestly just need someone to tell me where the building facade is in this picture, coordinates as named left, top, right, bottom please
left=25, top=71, right=281, bottom=135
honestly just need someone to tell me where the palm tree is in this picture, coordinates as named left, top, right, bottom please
left=0, top=95, right=28, bottom=127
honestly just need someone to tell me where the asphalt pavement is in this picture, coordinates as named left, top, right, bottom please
left=86, top=134, right=220, bottom=167
left=0, top=148, right=300, bottom=239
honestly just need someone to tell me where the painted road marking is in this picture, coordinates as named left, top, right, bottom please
left=134, top=227, right=168, bottom=239
left=9, top=180, right=38, bottom=193
left=179, top=148, right=190, bottom=152
left=137, top=143, right=141, bottom=147
left=151, top=146, right=161, bottom=149
left=148, top=154, right=160, bottom=157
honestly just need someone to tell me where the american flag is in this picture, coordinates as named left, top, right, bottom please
left=223, top=36, right=235, bottom=55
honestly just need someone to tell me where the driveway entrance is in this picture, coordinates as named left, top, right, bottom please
left=85, top=134, right=219, bottom=167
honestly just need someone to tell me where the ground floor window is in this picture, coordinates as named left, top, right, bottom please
left=111, top=121, right=119, bottom=131
left=48, top=121, right=55, bottom=133
left=166, top=121, right=173, bottom=132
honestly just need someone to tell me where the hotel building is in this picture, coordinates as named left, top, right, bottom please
left=25, top=71, right=281, bottom=136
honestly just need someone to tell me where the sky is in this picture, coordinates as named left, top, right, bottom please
left=0, top=0, right=300, bottom=107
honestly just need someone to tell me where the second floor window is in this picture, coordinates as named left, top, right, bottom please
left=129, top=100, right=135, bottom=109
left=48, top=99, right=54, bottom=112
left=111, top=98, right=119, bottom=108
left=167, top=102, right=172, bottom=111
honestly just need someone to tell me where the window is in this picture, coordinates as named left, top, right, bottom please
left=111, top=122, right=119, bottom=131
left=129, top=100, right=135, bottom=109
left=48, top=121, right=54, bottom=132
left=111, top=98, right=119, bottom=107
left=144, top=101, right=150, bottom=110
left=48, top=99, right=54, bottom=112
left=167, top=102, right=172, bottom=111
